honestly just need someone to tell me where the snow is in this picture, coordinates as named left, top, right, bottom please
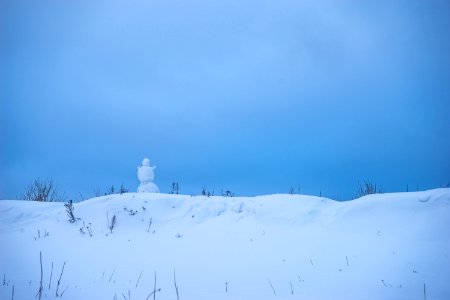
left=1, top=189, right=449, bottom=300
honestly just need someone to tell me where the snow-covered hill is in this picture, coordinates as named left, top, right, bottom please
left=1, top=189, right=449, bottom=300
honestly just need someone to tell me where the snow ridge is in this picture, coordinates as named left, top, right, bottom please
left=0, top=189, right=449, bottom=300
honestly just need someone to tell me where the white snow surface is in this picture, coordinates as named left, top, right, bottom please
left=1, top=189, right=449, bottom=300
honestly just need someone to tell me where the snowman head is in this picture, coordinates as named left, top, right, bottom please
left=142, top=158, right=150, bottom=167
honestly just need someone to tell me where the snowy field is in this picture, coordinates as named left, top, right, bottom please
left=1, top=189, right=449, bottom=300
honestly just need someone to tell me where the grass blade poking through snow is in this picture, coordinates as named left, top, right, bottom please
left=48, top=261, right=53, bottom=290
left=56, top=261, right=66, bottom=297
left=108, top=267, right=116, bottom=283
left=174, top=269, right=179, bottom=300
left=145, top=271, right=161, bottom=300
left=107, top=212, right=117, bottom=234
left=147, top=217, right=152, bottom=233
left=153, top=271, right=156, bottom=300
left=268, top=279, right=276, bottom=296
left=36, top=251, right=43, bottom=300
left=136, top=270, right=143, bottom=288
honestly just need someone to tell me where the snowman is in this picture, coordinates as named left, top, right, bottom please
left=137, top=158, right=160, bottom=193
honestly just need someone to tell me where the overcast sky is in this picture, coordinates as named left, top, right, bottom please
left=1, top=0, right=449, bottom=200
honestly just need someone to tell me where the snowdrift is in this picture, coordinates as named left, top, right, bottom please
left=1, top=189, right=449, bottom=300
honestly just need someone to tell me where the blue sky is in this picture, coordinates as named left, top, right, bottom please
left=1, top=0, right=449, bottom=200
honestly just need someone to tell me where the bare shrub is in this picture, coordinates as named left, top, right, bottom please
left=64, top=200, right=76, bottom=223
left=201, top=186, right=214, bottom=197
left=119, top=184, right=128, bottom=194
left=288, top=186, right=295, bottom=194
left=223, top=190, right=234, bottom=197
left=93, top=188, right=102, bottom=197
left=106, top=185, right=115, bottom=195
left=22, top=178, right=62, bottom=202
left=95, top=185, right=128, bottom=196
left=171, top=182, right=179, bottom=194
left=356, top=180, right=382, bottom=198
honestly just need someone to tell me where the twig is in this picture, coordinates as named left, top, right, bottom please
left=290, top=281, right=293, bottom=295
left=268, top=279, right=276, bottom=296
left=144, top=271, right=161, bottom=300
left=153, top=271, right=156, bottom=300
left=424, top=283, right=427, bottom=300
left=11, top=285, right=14, bottom=300
left=145, top=272, right=161, bottom=300
left=56, top=261, right=66, bottom=297
left=145, top=289, right=161, bottom=300
left=101, top=269, right=105, bottom=284
left=174, top=269, right=179, bottom=300
left=225, top=282, right=228, bottom=293
left=346, top=256, right=349, bottom=267
left=310, top=259, right=314, bottom=266
left=48, top=261, right=53, bottom=290
left=147, top=217, right=153, bottom=233
left=86, top=223, right=93, bottom=237
left=60, top=285, right=68, bottom=297
left=136, top=270, right=143, bottom=288
left=36, top=251, right=43, bottom=300
left=121, top=293, right=127, bottom=300
left=109, top=267, right=116, bottom=283
left=109, top=214, right=117, bottom=233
